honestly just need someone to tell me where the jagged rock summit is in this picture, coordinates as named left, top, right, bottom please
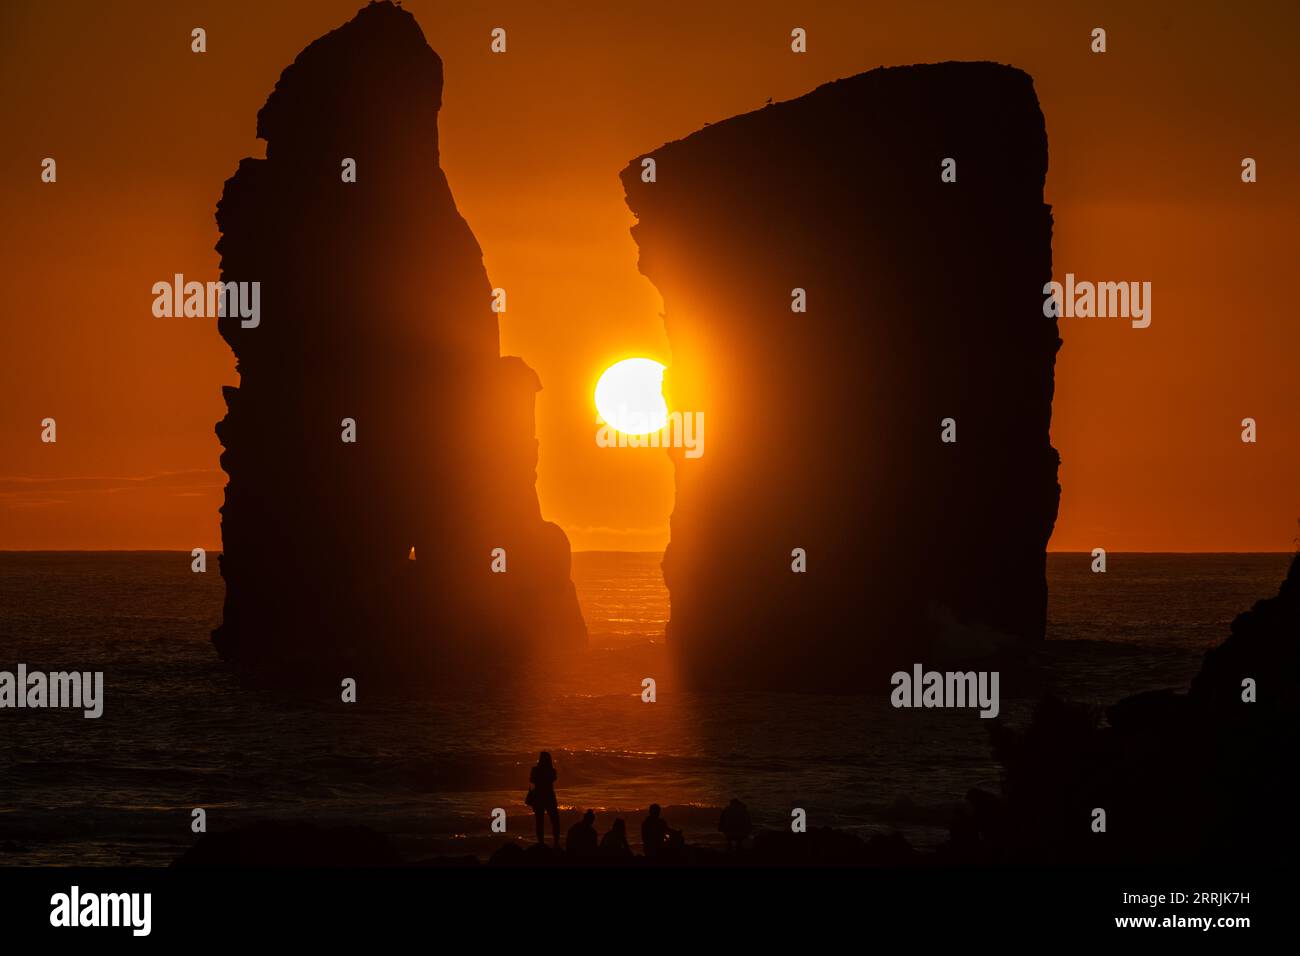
left=213, top=1, right=585, bottom=678
left=622, top=62, right=1060, bottom=690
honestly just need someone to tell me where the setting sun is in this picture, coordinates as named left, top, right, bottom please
left=595, top=358, right=669, bottom=435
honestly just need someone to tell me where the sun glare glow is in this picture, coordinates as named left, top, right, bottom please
left=595, top=358, right=669, bottom=435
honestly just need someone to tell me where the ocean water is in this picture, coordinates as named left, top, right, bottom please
left=0, top=550, right=1289, bottom=865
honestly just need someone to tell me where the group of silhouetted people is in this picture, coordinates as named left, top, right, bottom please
left=525, top=752, right=753, bottom=859
left=561, top=808, right=635, bottom=859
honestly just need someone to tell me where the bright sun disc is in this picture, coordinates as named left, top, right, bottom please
left=595, top=358, right=669, bottom=435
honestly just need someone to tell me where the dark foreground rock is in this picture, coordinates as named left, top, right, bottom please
left=174, top=822, right=405, bottom=867
left=950, top=551, right=1298, bottom=864
left=173, top=821, right=918, bottom=867
left=212, top=1, right=585, bottom=681
left=487, top=827, right=918, bottom=866
left=621, top=62, right=1060, bottom=691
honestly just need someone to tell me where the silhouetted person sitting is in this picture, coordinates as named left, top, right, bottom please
left=566, top=809, right=599, bottom=858
left=641, top=803, right=681, bottom=859
left=526, top=751, right=560, bottom=848
left=667, top=828, right=686, bottom=854
left=718, top=798, right=753, bottom=851
left=599, top=818, right=632, bottom=859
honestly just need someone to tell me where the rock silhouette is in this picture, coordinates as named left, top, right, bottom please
left=957, top=550, right=1298, bottom=863
left=621, top=63, right=1060, bottom=690
left=212, top=1, right=585, bottom=677
left=172, top=818, right=919, bottom=866
left=174, top=821, right=404, bottom=867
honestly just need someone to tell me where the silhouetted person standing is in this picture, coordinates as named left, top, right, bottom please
left=600, top=818, right=632, bottom=859
left=641, top=803, right=679, bottom=858
left=719, top=798, right=753, bottom=851
left=527, top=751, right=560, bottom=848
left=566, top=809, right=599, bottom=858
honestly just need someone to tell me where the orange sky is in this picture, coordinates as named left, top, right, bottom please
left=0, top=0, right=1296, bottom=551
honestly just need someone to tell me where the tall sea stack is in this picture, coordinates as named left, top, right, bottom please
left=213, top=1, right=585, bottom=677
left=621, top=62, right=1060, bottom=690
